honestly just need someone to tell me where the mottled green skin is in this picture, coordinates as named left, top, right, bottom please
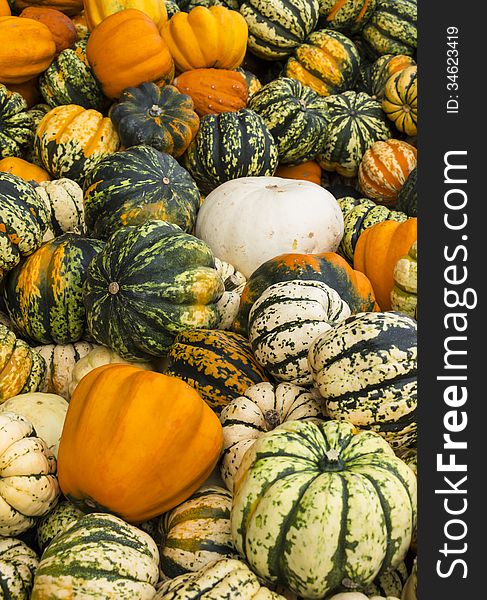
left=356, top=54, right=416, bottom=100
left=318, top=0, right=377, bottom=33
left=364, top=561, right=408, bottom=597
left=83, top=220, right=224, bottom=361
left=0, top=537, right=38, bottom=600
left=240, top=0, right=320, bottom=60
left=248, top=77, right=329, bottom=164
left=83, top=145, right=200, bottom=240
left=0, top=172, right=51, bottom=280
left=165, top=0, right=181, bottom=17
left=361, top=0, right=417, bottom=59
left=231, top=420, right=417, bottom=598
left=36, top=500, right=84, bottom=553
left=177, top=0, right=241, bottom=9
left=317, top=90, right=391, bottom=177
left=3, top=233, right=105, bottom=345
left=183, top=109, right=278, bottom=195
left=396, top=166, right=417, bottom=216
left=0, top=84, right=35, bottom=159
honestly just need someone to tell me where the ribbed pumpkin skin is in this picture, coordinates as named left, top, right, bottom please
left=396, top=166, right=416, bottom=216
left=361, top=0, right=417, bottom=58
left=240, top=0, right=320, bottom=60
left=309, top=312, right=417, bottom=449
left=390, top=240, right=417, bottom=318
left=109, top=83, right=199, bottom=157
left=0, top=537, right=38, bottom=599
left=0, top=84, right=35, bottom=159
left=19, top=7, right=78, bottom=55
left=231, top=420, right=417, bottom=598
left=3, top=233, right=104, bottom=344
left=382, top=65, right=417, bottom=136
left=248, top=77, right=330, bottom=164
left=159, top=486, right=236, bottom=579
left=357, top=54, right=416, bottom=101
left=83, top=146, right=200, bottom=240
left=36, top=499, right=83, bottom=552
left=165, top=328, right=268, bottom=413
left=285, top=29, right=361, bottom=97
left=31, top=513, right=160, bottom=599
left=318, top=0, right=377, bottom=32
left=35, top=177, right=85, bottom=237
left=183, top=109, right=278, bottom=195
left=83, top=220, right=224, bottom=361
left=317, top=91, right=390, bottom=177
left=84, top=0, right=168, bottom=30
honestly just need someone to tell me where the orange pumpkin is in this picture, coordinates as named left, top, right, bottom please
left=161, top=6, right=248, bottom=72
left=13, top=0, right=84, bottom=16
left=0, top=157, right=51, bottom=182
left=0, top=0, right=10, bottom=16
left=20, top=7, right=77, bottom=55
left=7, top=77, right=41, bottom=107
left=174, top=68, right=248, bottom=117
left=86, top=8, right=174, bottom=99
left=57, top=364, right=223, bottom=523
left=0, top=16, right=56, bottom=85
left=84, top=0, right=167, bottom=30
left=275, top=161, right=322, bottom=186
left=353, top=218, right=417, bottom=311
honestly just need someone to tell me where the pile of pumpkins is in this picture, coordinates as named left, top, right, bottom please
left=0, top=0, right=418, bottom=598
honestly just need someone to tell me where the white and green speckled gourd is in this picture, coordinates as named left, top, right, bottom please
left=390, top=240, right=417, bottom=319
left=0, top=537, right=39, bottom=599
left=214, top=258, right=247, bottom=330
left=35, top=178, right=85, bottom=242
left=36, top=499, right=84, bottom=553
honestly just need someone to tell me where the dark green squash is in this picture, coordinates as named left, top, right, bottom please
left=361, top=0, right=417, bottom=59
left=0, top=84, right=35, bottom=159
left=317, top=0, right=377, bottom=33
left=396, top=166, right=417, bottom=216
left=356, top=54, right=416, bottom=100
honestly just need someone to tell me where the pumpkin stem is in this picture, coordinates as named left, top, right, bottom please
left=149, top=104, right=164, bottom=117
left=318, top=448, right=343, bottom=472
left=264, top=409, right=280, bottom=430
left=108, top=282, right=120, bottom=295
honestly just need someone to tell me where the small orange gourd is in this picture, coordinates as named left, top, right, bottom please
left=0, top=157, right=51, bottom=183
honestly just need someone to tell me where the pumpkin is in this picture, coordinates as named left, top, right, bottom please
left=275, top=160, right=322, bottom=185
left=358, top=139, right=417, bottom=206
left=36, top=498, right=83, bottom=552
left=220, top=381, right=324, bottom=491
left=317, top=91, right=391, bottom=177
left=0, top=157, right=50, bottom=183
left=0, top=411, right=59, bottom=536
left=248, top=77, right=330, bottom=164
left=231, top=419, right=416, bottom=598
left=390, top=239, right=417, bottom=318
left=0, top=323, right=46, bottom=404
left=14, top=1, right=84, bottom=16
left=195, top=177, right=344, bottom=278
left=361, top=0, right=417, bottom=59
left=86, top=8, right=174, bottom=99
left=174, top=68, right=248, bottom=117
left=382, top=65, right=417, bottom=136
left=19, top=7, right=77, bottom=55
left=57, top=364, right=223, bottom=521
left=317, top=0, right=377, bottom=33
left=31, top=513, right=160, bottom=599
left=83, top=145, right=200, bottom=240
left=214, top=257, right=247, bottom=330
left=249, top=279, right=351, bottom=384
left=159, top=485, right=237, bottom=578
left=109, top=83, right=199, bottom=157
left=0, top=16, right=56, bottom=85
left=240, top=0, right=319, bottom=60
left=396, top=166, right=416, bottom=216
left=357, top=54, right=416, bottom=101
left=183, top=110, right=278, bottom=196
left=0, top=84, right=35, bottom=159
left=83, top=220, right=224, bottom=361
left=34, top=104, right=120, bottom=184
left=353, top=218, right=417, bottom=310
left=233, top=251, right=379, bottom=338
left=0, top=537, right=38, bottom=599
left=6, top=77, right=42, bottom=107
left=0, top=0, right=10, bottom=14
left=2, top=233, right=105, bottom=344
left=34, top=177, right=85, bottom=237
left=285, top=29, right=361, bottom=97
left=237, top=67, right=262, bottom=97
left=165, top=329, right=268, bottom=413
left=0, top=391, right=68, bottom=457
left=160, top=6, right=248, bottom=72
left=84, top=0, right=168, bottom=30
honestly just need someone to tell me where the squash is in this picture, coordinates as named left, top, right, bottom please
left=0, top=0, right=10, bottom=14
left=14, top=1, right=84, bottom=16
left=249, top=279, right=351, bottom=384
left=401, top=560, right=416, bottom=600
left=36, top=498, right=83, bottom=552
left=0, top=84, right=35, bottom=159
left=0, top=16, right=56, bottom=85
left=231, top=420, right=416, bottom=598
left=317, top=0, right=377, bottom=33
left=382, top=65, right=417, bottom=136
left=34, top=177, right=85, bottom=237
left=361, top=0, right=417, bottom=59
left=390, top=240, right=417, bottom=318
left=195, top=177, right=344, bottom=278
left=0, top=537, right=38, bottom=599
left=220, top=381, right=324, bottom=491
left=275, top=160, right=322, bottom=185
left=0, top=157, right=50, bottom=183
left=86, top=8, right=174, bottom=99
left=31, top=513, right=160, bottom=599
left=84, top=0, right=168, bottom=30
left=71, top=9, right=88, bottom=37
left=0, top=412, right=59, bottom=536
left=57, top=364, right=223, bottom=522
left=396, top=166, right=417, bottom=216
left=353, top=218, right=417, bottom=310
left=357, top=54, right=416, bottom=101
left=160, top=6, right=248, bottom=71
left=109, top=83, right=199, bottom=157
left=214, top=258, right=247, bottom=330
left=6, top=77, right=42, bottom=107
left=19, top=7, right=77, bottom=55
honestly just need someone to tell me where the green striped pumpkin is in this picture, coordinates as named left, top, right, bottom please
left=396, top=166, right=417, bottom=216
left=183, top=109, right=278, bottom=195
left=83, top=145, right=200, bottom=240
left=361, top=0, right=417, bottom=59
left=83, top=221, right=224, bottom=361
left=159, top=485, right=236, bottom=579
left=0, top=84, right=35, bottom=159
left=231, top=419, right=417, bottom=598
left=248, top=77, right=330, bottom=164
left=3, top=233, right=104, bottom=345
left=0, top=537, right=38, bottom=599
left=317, top=0, right=377, bottom=33
left=337, top=195, right=367, bottom=216
left=165, top=329, right=268, bottom=413
left=31, top=513, right=160, bottom=599
left=390, top=240, right=417, bottom=319
left=36, top=499, right=84, bottom=553
left=309, top=311, right=417, bottom=449
left=382, top=65, right=417, bottom=136
left=34, top=178, right=85, bottom=238
left=316, top=91, right=390, bottom=177
left=356, top=54, right=416, bottom=101
left=240, top=0, right=320, bottom=61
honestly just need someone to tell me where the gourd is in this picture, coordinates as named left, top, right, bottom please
left=34, top=178, right=85, bottom=237
left=215, top=258, right=247, bottom=330
left=0, top=537, right=38, bottom=599
left=0, top=157, right=50, bottom=183
left=390, top=240, right=417, bottom=318
left=361, top=0, right=417, bottom=59
left=275, top=161, right=322, bottom=185
left=396, top=167, right=417, bottom=216
left=14, top=1, right=84, bottom=16
left=317, top=0, right=377, bottom=33
left=84, top=0, right=168, bottom=30
left=357, top=54, right=416, bottom=101
left=35, top=498, right=83, bottom=552
left=19, top=6, right=78, bottom=55
left=0, top=84, right=35, bottom=159
left=382, top=66, right=417, bottom=136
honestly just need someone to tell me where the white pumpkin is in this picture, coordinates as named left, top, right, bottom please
left=214, top=258, right=247, bottom=330
left=35, top=178, right=85, bottom=239
left=195, top=177, right=344, bottom=278
left=0, top=392, right=68, bottom=458
left=0, top=537, right=39, bottom=599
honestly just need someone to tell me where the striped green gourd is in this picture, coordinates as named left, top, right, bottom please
left=83, top=145, right=200, bottom=240
left=356, top=54, right=416, bottom=101
left=361, top=0, right=417, bottom=59
left=0, top=537, right=38, bottom=599
left=83, top=220, right=224, bottom=361
left=159, top=485, right=236, bottom=579
left=248, top=77, right=330, bottom=164
left=317, top=0, right=377, bottom=33
left=31, top=513, right=160, bottom=599
left=390, top=240, right=417, bottom=319
left=183, top=109, right=278, bottom=195
left=396, top=166, right=417, bottom=216
left=309, top=311, right=417, bottom=449
left=231, top=419, right=417, bottom=599
left=240, top=0, right=320, bottom=61
left=36, top=499, right=84, bottom=553
left=0, top=84, right=35, bottom=159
